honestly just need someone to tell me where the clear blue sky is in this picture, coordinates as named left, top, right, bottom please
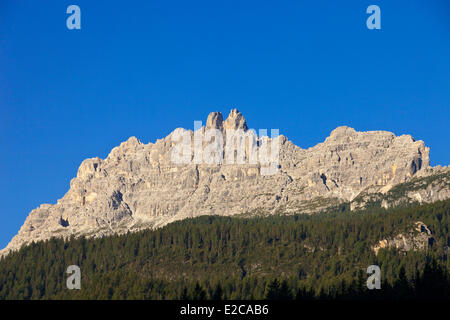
left=0, top=0, right=449, bottom=249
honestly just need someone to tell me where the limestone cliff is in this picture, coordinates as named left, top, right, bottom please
left=1, top=109, right=449, bottom=256
left=373, top=221, right=434, bottom=255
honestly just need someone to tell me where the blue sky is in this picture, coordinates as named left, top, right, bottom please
left=0, top=0, right=449, bottom=249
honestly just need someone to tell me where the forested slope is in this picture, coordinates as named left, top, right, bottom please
left=0, top=200, right=449, bottom=300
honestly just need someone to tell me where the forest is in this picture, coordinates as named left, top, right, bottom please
left=0, top=199, right=449, bottom=300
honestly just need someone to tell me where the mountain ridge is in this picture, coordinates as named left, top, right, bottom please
left=1, top=109, right=449, bottom=256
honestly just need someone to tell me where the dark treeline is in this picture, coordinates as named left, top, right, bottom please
left=0, top=200, right=449, bottom=300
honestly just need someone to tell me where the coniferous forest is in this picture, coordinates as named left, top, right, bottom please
left=0, top=200, right=449, bottom=300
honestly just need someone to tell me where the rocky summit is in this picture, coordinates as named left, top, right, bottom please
left=1, top=109, right=449, bottom=256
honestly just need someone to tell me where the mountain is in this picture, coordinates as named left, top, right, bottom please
left=1, top=109, right=449, bottom=256
left=1, top=200, right=449, bottom=300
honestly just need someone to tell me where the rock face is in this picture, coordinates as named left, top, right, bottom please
left=223, top=108, right=248, bottom=131
left=373, top=222, right=434, bottom=255
left=351, top=167, right=450, bottom=210
left=1, top=109, right=449, bottom=256
left=206, top=112, right=224, bottom=130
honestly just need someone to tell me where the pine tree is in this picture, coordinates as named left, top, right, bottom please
left=264, top=279, right=280, bottom=300
left=212, top=283, right=223, bottom=300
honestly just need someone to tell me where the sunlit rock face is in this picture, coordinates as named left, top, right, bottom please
left=373, top=221, right=435, bottom=255
left=2, top=109, right=448, bottom=256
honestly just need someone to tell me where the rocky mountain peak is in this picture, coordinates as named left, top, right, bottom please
left=0, top=110, right=448, bottom=257
left=206, top=111, right=224, bottom=130
left=223, top=109, right=248, bottom=131
left=329, top=126, right=357, bottom=138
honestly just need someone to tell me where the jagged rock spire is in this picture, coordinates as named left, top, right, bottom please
left=206, top=109, right=248, bottom=131
left=206, top=111, right=223, bottom=130
left=223, top=109, right=248, bottom=131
